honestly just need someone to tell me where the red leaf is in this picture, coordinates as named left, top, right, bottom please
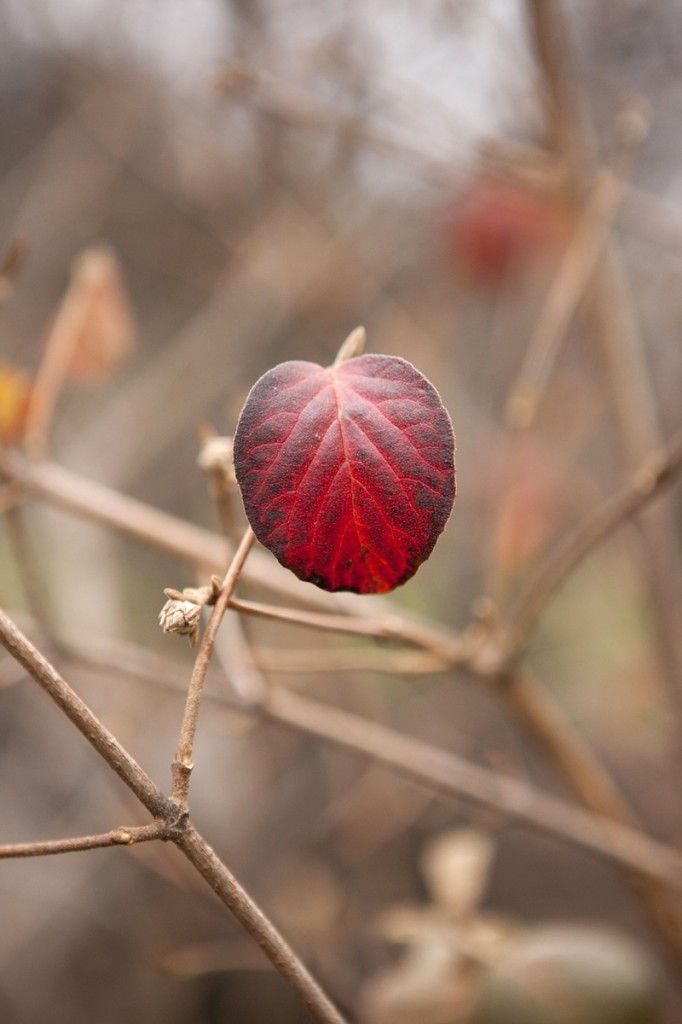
left=233, top=354, right=456, bottom=594
left=444, top=174, right=570, bottom=286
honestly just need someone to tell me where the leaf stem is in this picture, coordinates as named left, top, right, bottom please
left=331, top=325, right=366, bottom=367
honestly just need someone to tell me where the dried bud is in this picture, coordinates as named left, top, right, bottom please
left=197, top=434, right=237, bottom=486
left=159, top=595, right=202, bottom=647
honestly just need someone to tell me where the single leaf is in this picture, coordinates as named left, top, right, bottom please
left=55, top=246, right=135, bottom=381
left=233, top=353, right=455, bottom=594
left=445, top=173, right=570, bottom=286
left=34, top=245, right=134, bottom=390
left=23, top=247, right=135, bottom=458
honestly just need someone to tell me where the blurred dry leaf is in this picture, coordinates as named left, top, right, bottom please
left=376, top=903, right=454, bottom=946
left=0, top=363, right=33, bottom=443
left=359, top=941, right=475, bottom=1024
left=50, top=245, right=135, bottom=381
left=421, top=829, right=495, bottom=919
left=362, top=831, right=506, bottom=1024
left=23, top=245, right=135, bottom=456
left=467, top=925, right=662, bottom=1024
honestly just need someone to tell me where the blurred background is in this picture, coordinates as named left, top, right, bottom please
left=1, top=0, right=682, bottom=1021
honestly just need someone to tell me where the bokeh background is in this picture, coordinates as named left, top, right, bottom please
left=1, top=1, right=682, bottom=1021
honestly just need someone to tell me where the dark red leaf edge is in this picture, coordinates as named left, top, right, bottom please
left=233, top=353, right=456, bottom=594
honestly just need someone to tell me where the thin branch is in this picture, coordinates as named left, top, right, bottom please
left=252, top=645, right=448, bottom=676
left=8, top=438, right=682, bottom=678
left=5, top=446, right=682, bottom=960
left=171, top=527, right=256, bottom=808
left=0, top=451, right=360, bottom=612
left=0, top=609, right=349, bottom=1024
left=51, top=631, right=682, bottom=892
left=505, top=162, right=633, bottom=432
left=214, top=62, right=453, bottom=188
left=525, top=0, right=682, bottom=738
left=504, top=670, right=638, bottom=824
left=0, top=823, right=166, bottom=859
left=503, top=668, right=682, bottom=957
left=229, top=594, right=461, bottom=658
left=510, top=406, right=682, bottom=651
left=2, top=449, right=231, bottom=573
left=524, top=0, right=596, bottom=187
left=1, top=451, right=470, bottom=662
left=263, top=685, right=682, bottom=891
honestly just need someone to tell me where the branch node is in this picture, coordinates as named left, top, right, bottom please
left=113, top=829, right=134, bottom=845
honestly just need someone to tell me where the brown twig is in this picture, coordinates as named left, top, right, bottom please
left=1, top=450, right=469, bottom=657
left=0, top=606, right=348, bottom=1024
left=0, top=823, right=166, bottom=859
left=525, top=0, right=682, bottom=736
left=252, top=645, right=448, bottom=676
left=510, top=425, right=682, bottom=652
left=524, top=0, right=596, bottom=186
left=214, top=62, right=453, bottom=188
left=53, top=628, right=682, bottom=888
left=503, top=667, right=682, bottom=959
left=197, top=429, right=242, bottom=541
left=229, top=595, right=463, bottom=660
left=518, top=0, right=682, bottom=963
left=0, top=450, right=343, bottom=611
left=1, top=449, right=231, bottom=572
left=206, top=593, right=682, bottom=911
left=7, top=442, right=682, bottom=675
left=171, top=526, right=256, bottom=809
left=505, top=161, right=635, bottom=432
left=6, top=440, right=682, bottom=961
left=263, top=684, right=682, bottom=891
left=197, top=435, right=269, bottom=707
